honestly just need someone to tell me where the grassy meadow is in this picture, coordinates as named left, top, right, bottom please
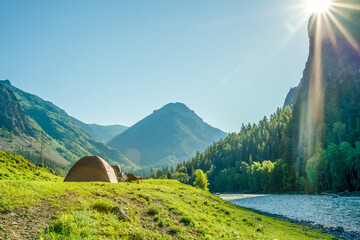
left=0, top=151, right=335, bottom=239
left=0, top=180, right=336, bottom=239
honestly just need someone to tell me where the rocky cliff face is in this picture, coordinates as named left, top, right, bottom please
left=286, top=0, right=360, bottom=160
left=283, top=86, right=298, bottom=107
left=285, top=0, right=360, bottom=108
left=0, top=84, right=33, bottom=136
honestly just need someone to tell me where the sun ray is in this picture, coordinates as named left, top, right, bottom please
left=327, top=11, right=360, bottom=52
left=272, top=3, right=311, bottom=55
left=331, top=2, right=360, bottom=11
left=329, top=6, right=354, bottom=20
left=284, top=2, right=311, bottom=12
left=308, top=12, right=318, bottom=32
left=306, top=14, right=324, bottom=156
left=322, top=12, right=338, bottom=48
left=296, top=0, right=360, bottom=159
left=274, top=15, right=309, bottom=53
left=290, top=8, right=313, bottom=21
left=312, top=15, right=324, bottom=114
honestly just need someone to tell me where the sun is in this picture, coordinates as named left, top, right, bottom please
left=307, top=0, right=331, bottom=14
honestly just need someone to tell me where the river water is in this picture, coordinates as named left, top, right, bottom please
left=221, top=194, right=360, bottom=233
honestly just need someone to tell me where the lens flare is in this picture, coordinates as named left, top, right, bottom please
left=288, top=0, right=360, bottom=158
left=307, top=0, right=331, bottom=13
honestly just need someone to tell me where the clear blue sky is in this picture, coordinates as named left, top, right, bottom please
left=0, top=0, right=312, bottom=133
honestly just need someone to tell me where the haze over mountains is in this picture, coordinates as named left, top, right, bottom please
left=0, top=80, right=226, bottom=171
left=0, top=80, right=136, bottom=170
left=108, top=102, right=227, bottom=167
left=87, top=124, right=129, bottom=143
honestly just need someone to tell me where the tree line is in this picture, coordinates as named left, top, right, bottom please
left=149, top=79, right=360, bottom=193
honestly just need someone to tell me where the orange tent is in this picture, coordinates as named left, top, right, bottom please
left=64, top=156, right=118, bottom=183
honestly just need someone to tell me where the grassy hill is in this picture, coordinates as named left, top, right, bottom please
left=0, top=180, right=334, bottom=239
left=0, top=152, right=333, bottom=240
left=0, top=151, right=61, bottom=181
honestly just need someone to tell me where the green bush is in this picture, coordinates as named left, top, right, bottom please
left=242, top=218, right=255, bottom=227
left=91, top=199, right=116, bottom=213
left=138, top=193, right=151, bottom=202
left=147, top=205, right=160, bottom=215
left=180, top=215, right=193, bottom=226
left=169, top=225, right=182, bottom=234
left=129, top=228, right=148, bottom=240
left=158, top=220, right=165, bottom=228
left=52, top=213, right=76, bottom=235
left=197, top=227, right=207, bottom=236
left=193, top=169, right=209, bottom=191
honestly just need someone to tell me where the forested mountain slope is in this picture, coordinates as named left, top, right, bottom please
left=0, top=80, right=137, bottom=171
left=0, top=84, right=33, bottom=136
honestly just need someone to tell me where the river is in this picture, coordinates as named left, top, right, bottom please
left=221, top=194, right=360, bottom=235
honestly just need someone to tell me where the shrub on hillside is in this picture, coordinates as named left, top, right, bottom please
left=193, top=169, right=209, bottom=191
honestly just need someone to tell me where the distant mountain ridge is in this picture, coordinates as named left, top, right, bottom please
left=0, top=80, right=137, bottom=171
left=87, top=124, right=128, bottom=143
left=108, top=102, right=227, bottom=167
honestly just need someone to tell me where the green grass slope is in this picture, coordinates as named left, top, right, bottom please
left=0, top=151, right=61, bottom=181
left=0, top=178, right=333, bottom=239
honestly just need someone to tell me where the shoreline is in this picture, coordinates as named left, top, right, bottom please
left=217, top=190, right=360, bottom=197
left=240, top=207, right=360, bottom=240
left=220, top=194, right=360, bottom=240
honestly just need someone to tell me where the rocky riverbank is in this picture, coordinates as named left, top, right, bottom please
left=321, top=190, right=360, bottom=198
left=242, top=207, right=360, bottom=240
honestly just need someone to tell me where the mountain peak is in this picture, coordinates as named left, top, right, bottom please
left=109, top=103, right=227, bottom=167
left=155, top=102, right=191, bottom=113
left=164, top=102, right=188, bottom=109
left=152, top=102, right=197, bottom=121
left=0, top=79, right=11, bottom=87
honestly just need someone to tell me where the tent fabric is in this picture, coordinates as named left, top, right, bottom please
left=64, top=156, right=118, bottom=183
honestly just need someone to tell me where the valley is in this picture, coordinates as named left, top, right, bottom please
left=1, top=0, right=360, bottom=239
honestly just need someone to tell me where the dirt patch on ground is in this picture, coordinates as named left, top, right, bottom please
left=0, top=203, right=57, bottom=240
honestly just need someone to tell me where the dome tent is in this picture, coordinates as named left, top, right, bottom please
left=64, top=156, right=118, bottom=183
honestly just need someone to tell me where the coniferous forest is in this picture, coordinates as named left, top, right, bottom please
left=153, top=5, right=360, bottom=192
left=149, top=77, right=360, bottom=194
left=172, top=95, right=360, bottom=193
